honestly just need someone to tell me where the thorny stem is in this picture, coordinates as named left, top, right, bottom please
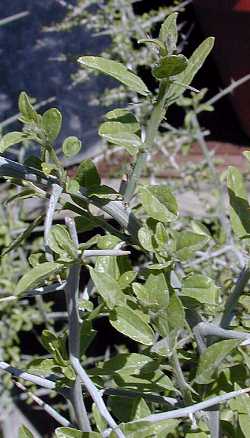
left=192, top=113, right=231, bottom=244
left=64, top=217, right=92, bottom=432
left=199, top=74, right=250, bottom=113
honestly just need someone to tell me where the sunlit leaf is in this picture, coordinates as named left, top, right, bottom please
left=78, top=56, right=150, bottom=96
left=168, top=37, right=215, bottom=102
left=173, top=230, right=209, bottom=261
left=89, top=267, right=125, bottom=309
left=62, top=136, right=82, bottom=157
left=110, top=305, right=155, bottom=345
left=0, top=131, right=27, bottom=153
left=42, top=108, right=62, bottom=142
left=16, top=262, right=63, bottom=296
left=181, top=274, right=219, bottom=305
left=139, top=185, right=178, bottom=223
left=195, top=339, right=241, bottom=384
left=18, top=426, right=34, bottom=438
left=55, top=428, right=101, bottom=438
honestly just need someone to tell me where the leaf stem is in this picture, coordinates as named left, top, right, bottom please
left=124, top=81, right=169, bottom=202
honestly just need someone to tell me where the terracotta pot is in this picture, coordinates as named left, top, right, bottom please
left=193, top=0, right=250, bottom=137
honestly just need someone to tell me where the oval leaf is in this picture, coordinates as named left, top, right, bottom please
left=98, top=128, right=142, bottom=156
left=63, top=136, right=82, bottom=158
left=195, top=339, right=241, bottom=384
left=181, top=274, right=219, bottom=305
left=78, top=56, right=150, bottom=96
left=153, top=55, right=188, bottom=79
left=139, top=185, right=178, bottom=223
left=89, top=267, right=125, bottom=309
left=42, top=108, right=62, bottom=142
left=168, top=37, right=215, bottom=102
left=160, top=12, right=178, bottom=53
left=110, top=305, right=155, bottom=345
left=16, top=261, right=63, bottom=296
left=0, top=131, right=27, bottom=153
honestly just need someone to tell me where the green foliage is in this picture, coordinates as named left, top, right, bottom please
left=78, top=57, right=150, bottom=96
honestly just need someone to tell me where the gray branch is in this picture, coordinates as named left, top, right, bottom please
left=0, top=361, right=56, bottom=390
left=15, top=381, right=70, bottom=427
left=131, top=387, right=250, bottom=423
left=220, top=266, right=250, bottom=329
left=65, top=217, right=92, bottom=432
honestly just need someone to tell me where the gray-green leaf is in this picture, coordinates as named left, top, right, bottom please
left=110, top=305, right=155, bottom=345
left=48, top=224, right=78, bottom=260
left=98, top=125, right=143, bottom=155
left=139, top=185, right=178, bottom=223
left=181, top=274, right=219, bottom=305
left=18, top=91, right=37, bottom=123
left=42, top=108, right=62, bottom=142
left=78, top=56, right=150, bottom=96
left=173, top=230, right=209, bottom=261
left=16, top=261, right=63, bottom=296
left=89, top=267, right=125, bottom=309
left=63, top=136, right=82, bottom=157
left=159, top=12, right=178, bottom=53
left=0, top=131, right=27, bottom=153
left=195, top=339, right=241, bottom=384
left=168, top=37, right=215, bottom=102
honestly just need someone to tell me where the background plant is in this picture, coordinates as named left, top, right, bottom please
left=0, top=11, right=250, bottom=438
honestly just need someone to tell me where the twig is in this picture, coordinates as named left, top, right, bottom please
left=131, top=387, right=250, bottom=423
left=65, top=217, right=125, bottom=437
left=44, top=184, right=63, bottom=261
left=82, top=249, right=130, bottom=257
left=199, top=74, right=250, bottom=112
left=220, top=267, right=250, bottom=329
left=64, top=217, right=92, bottom=432
left=194, top=322, right=250, bottom=343
left=0, top=11, right=29, bottom=27
left=0, top=361, right=56, bottom=390
left=15, top=381, right=71, bottom=427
